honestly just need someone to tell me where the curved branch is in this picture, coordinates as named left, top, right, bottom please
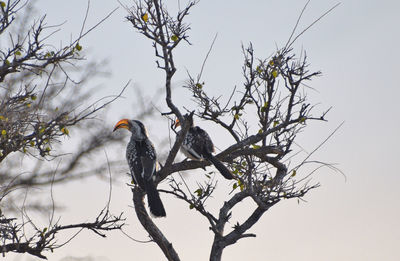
left=132, top=187, right=180, bottom=261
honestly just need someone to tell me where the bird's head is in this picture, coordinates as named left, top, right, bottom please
left=113, top=119, right=148, bottom=140
left=172, top=112, right=194, bottom=130
left=172, top=118, right=181, bottom=130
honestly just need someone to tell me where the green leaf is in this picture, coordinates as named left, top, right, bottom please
left=189, top=203, right=195, bottom=209
left=75, top=43, right=82, bottom=51
left=0, top=1, right=5, bottom=8
left=171, top=35, right=178, bottom=42
left=194, top=188, right=203, bottom=197
left=291, top=170, right=296, bottom=177
left=271, top=70, right=278, bottom=78
left=45, top=51, right=55, bottom=58
left=15, top=50, right=21, bottom=56
left=234, top=113, right=243, bottom=120
left=252, top=144, right=261, bottom=149
left=61, top=127, right=69, bottom=136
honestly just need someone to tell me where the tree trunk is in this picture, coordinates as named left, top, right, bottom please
left=209, top=237, right=224, bottom=261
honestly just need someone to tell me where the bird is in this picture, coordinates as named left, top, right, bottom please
left=113, top=119, right=166, bottom=217
left=174, top=117, right=234, bottom=180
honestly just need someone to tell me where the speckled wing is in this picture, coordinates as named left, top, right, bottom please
left=193, top=126, right=215, bottom=155
left=183, top=126, right=214, bottom=158
left=126, top=140, right=145, bottom=188
left=139, top=139, right=157, bottom=181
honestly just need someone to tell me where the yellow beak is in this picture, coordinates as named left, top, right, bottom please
left=113, top=119, right=130, bottom=131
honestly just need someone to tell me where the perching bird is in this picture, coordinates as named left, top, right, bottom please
left=113, top=119, right=166, bottom=217
left=174, top=117, right=234, bottom=180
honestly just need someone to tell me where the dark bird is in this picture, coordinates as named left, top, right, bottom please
left=114, top=119, right=166, bottom=217
left=174, top=118, right=234, bottom=180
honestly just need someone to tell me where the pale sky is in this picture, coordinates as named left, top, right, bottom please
left=7, top=0, right=400, bottom=260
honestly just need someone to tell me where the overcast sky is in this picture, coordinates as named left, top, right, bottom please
left=8, top=0, right=400, bottom=260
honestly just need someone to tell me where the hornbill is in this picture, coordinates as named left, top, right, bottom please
left=174, top=117, right=234, bottom=180
left=113, top=119, right=166, bottom=217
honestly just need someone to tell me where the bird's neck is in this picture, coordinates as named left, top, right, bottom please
left=130, top=134, right=146, bottom=142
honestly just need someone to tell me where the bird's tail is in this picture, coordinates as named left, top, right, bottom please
left=206, top=154, right=235, bottom=180
left=144, top=180, right=166, bottom=217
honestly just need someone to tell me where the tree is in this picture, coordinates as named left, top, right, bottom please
left=1, top=0, right=340, bottom=260
left=123, top=1, right=339, bottom=261
left=0, top=1, right=126, bottom=258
